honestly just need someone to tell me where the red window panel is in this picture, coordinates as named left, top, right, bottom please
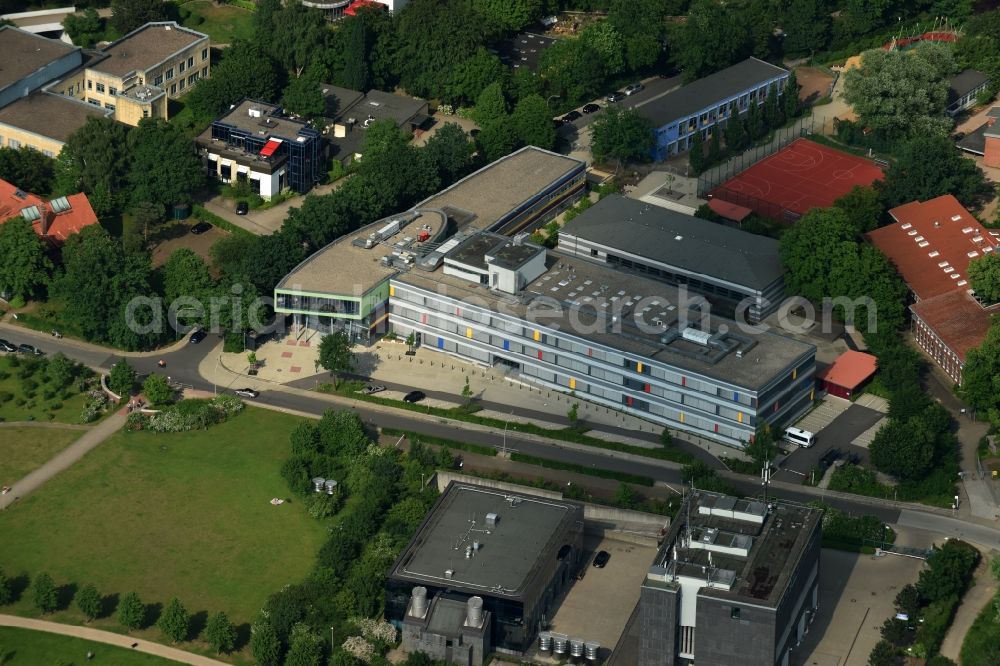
left=681, top=376, right=686, bottom=386
left=587, top=348, right=593, bottom=357
left=626, top=396, right=634, bottom=406
left=644, top=383, right=651, bottom=393
left=537, top=350, right=543, bottom=360
left=455, top=306, right=461, bottom=316
left=714, top=424, right=719, bottom=433
left=421, top=314, right=427, bottom=324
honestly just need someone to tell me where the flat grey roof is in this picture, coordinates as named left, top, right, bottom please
left=319, top=83, right=364, bottom=120
left=390, top=483, right=581, bottom=599
left=560, top=194, right=783, bottom=291
left=0, top=92, right=110, bottom=143
left=636, top=57, right=788, bottom=128
left=396, top=250, right=813, bottom=390
left=949, top=68, right=990, bottom=101
left=93, top=22, right=206, bottom=78
left=0, top=25, right=79, bottom=94
left=647, top=492, right=821, bottom=606
left=213, top=100, right=314, bottom=140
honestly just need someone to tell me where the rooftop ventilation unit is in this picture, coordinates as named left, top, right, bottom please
left=681, top=327, right=713, bottom=346
left=485, top=512, right=499, bottom=527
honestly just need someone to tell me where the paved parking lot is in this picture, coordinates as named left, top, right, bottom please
left=776, top=404, right=883, bottom=481
left=795, top=396, right=852, bottom=434
left=793, top=549, right=925, bottom=666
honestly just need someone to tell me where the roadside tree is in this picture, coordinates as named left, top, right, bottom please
left=76, top=583, right=102, bottom=621
left=157, top=597, right=190, bottom=643
left=109, top=359, right=137, bottom=398
left=0, top=216, right=51, bottom=301
left=117, top=591, right=145, bottom=630
left=205, top=611, right=237, bottom=654
left=512, top=94, right=556, bottom=151
left=143, top=374, right=173, bottom=406
left=590, top=108, right=655, bottom=164
left=31, top=572, right=57, bottom=614
left=317, top=331, right=353, bottom=388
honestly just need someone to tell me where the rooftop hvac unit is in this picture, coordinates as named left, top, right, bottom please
left=249, top=107, right=262, bottom=118
left=681, top=327, right=713, bottom=346
left=485, top=512, right=499, bottom=527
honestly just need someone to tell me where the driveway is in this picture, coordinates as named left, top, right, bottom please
left=775, top=403, right=883, bottom=481
left=202, top=178, right=346, bottom=235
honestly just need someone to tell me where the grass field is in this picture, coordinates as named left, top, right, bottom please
left=0, top=408, right=324, bottom=639
left=178, top=1, right=255, bottom=44
left=0, top=427, right=82, bottom=485
left=0, top=356, right=92, bottom=424
left=0, top=627, right=177, bottom=665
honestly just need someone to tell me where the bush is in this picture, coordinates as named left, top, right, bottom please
left=127, top=396, right=244, bottom=433
left=915, top=595, right=959, bottom=656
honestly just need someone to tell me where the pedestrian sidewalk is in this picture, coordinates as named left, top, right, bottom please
left=938, top=555, right=999, bottom=662
left=0, top=614, right=228, bottom=665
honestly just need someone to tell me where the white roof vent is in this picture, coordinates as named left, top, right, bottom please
left=951, top=214, right=963, bottom=221
left=963, top=226, right=975, bottom=234
left=928, top=251, right=940, bottom=257
left=968, top=251, right=980, bottom=258
left=900, top=222, right=912, bottom=230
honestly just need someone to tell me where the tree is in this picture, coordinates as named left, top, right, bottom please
left=538, top=39, right=606, bottom=107
left=282, top=76, right=325, bottom=121
left=763, top=84, right=782, bottom=129
left=878, top=134, right=990, bottom=208
left=917, top=541, right=980, bottom=603
left=128, top=118, right=205, bottom=208
left=581, top=21, right=626, bottom=78
left=880, top=617, right=910, bottom=647
left=688, top=130, right=705, bottom=174
left=590, top=108, right=655, bottom=164
left=472, top=82, right=508, bottom=128
left=108, top=359, right=136, bottom=398
left=254, top=0, right=330, bottom=76
left=54, top=117, right=131, bottom=216
left=143, top=374, right=173, bottom=406
left=724, top=109, right=746, bottom=152
left=670, top=0, right=753, bottom=79
left=868, top=639, right=901, bottom=666
left=395, top=0, right=487, bottom=98
left=158, top=597, right=190, bottom=643
left=870, top=409, right=936, bottom=481
left=746, top=100, right=764, bottom=141
left=63, top=7, right=104, bottom=48
left=472, top=0, right=542, bottom=34
left=614, top=482, right=641, bottom=509
left=608, top=0, right=667, bottom=72
left=250, top=612, right=281, bottom=666
left=511, top=94, right=556, bottom=151
left=76, top=583, right=102, bottom=622
left=0, top=567, right=12, bottom=606
left=31, top=572, right=57, bottom=614
left=477, top=122, right=518, bottom=163
left=0, top=216, right=50, bottom=300
left=110, top=0, right=164, bottom=35
left=958, top=319, right=1000, bottom=420
left=968, top=253, right=1000, bottom=304
left=781, top=0, right=831, bottom=57
left=317, top=330, right=353, bottom=386
left=117, top=591, right=145, bottom=630
left=423, top=123, right=474, bottom=184
left=707, top=128, right=722, bottom=164
left=0, top=145, right=56, bottom=194
left=745, top=427, right=777, bottom=468
left=205, top=611, right=237, bottom=654
left=893, top=584, right=921, bottom=618
left=162, top=248, right=215, bottom=329
left=186, top=41, right=281, bottom=120
left=783, top=70, right=800, bottom=120
left=446, top=48, right=507, bottom=107
left=833, top=186, right=884, bottom=234
left=284, top=622, right=324, bottom=666
left=844, top=44, right=954, bottom=141
left=46, top=352, right=76, bottom=390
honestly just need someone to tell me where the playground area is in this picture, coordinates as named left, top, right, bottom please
left=709, top=138, right=884, bottom=221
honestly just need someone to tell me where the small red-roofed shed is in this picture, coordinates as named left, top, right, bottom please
left=817, top=350, right=878, bottom=399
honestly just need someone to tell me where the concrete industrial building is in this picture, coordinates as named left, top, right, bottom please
left=558, top=195, right=784, bottom=323
left=196, top=100, right=324, bottom=198
left=634, top=492, right=822, bottom=666
left=867, top=194, right=1000, bottom=384
left=386, top=482, right=585, bottom=658
left=636, top=58, right=789, bottom=161
left=276, top=148, right=815, bottom=447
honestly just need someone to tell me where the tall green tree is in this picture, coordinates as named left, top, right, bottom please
left=878, top=134, right=990, bottom=208
left=472, top=0, right=542, bottom=35
left=117, top=591, right=145, bottom=630
left=763, top=84, right=781, bottom=128
left=162, top=248, right=215, bottom=329
left=0, top=567, right=12, bottom=606
left=581, top=21, right=626, bottom=78
left=833, top=186, right=884, bottom=234
left=282, top=76, right=325, bottom=121
left=608, top=0, right=668, bottom=72
left=284, top=622, right=324, bottom=666
left=108, top=359, right=136, bottom=398
left=128, top=119, right=205, bottom=209
left=869, top=418, right=936, bottom=481
left=54, top=117, right=131, bottom=216
left=185, top=41, right=281, bottom=120
left=317, top=330, right=353, bottom=387
left=423, top=123, right=474, bottom=184
left=250, top=612, right=281, bottom=666
left=472, top=82, right=509, bottom=127
left=958, top=319, right=1000, bottom=422
left=843, top=44, right=954, bottom=141
left=688, top=130, right=705, bottom=174
left=31, top=572, right=57, bottom=614
left=110, top=0, right=165, bottom=35
left=670, top=0, right=753, bottom=79
left=968, top=253, right=1000, bottom=304
left=63, top=7, right=103, bottom=48
left=205, top=611, right=237, bottom=654
left=143, top=374, right=173, bottom=406
left=76, top=583, right=102, bottom=622
left=0, top=145, right=56, bottom=194
left=0, top=216, right=51, bottom=300
left=781, top=0, right=831, bottom=57
left=538, top=38, right=606, bottom=107
left=590, top=108, right=655, bottom=164
left=724, top=109, right=746, bottom=151
left=254, top=0, right=330, bottom=76
left=337, top=13, right=371, bottom=91
left=783, top=70, right=800, bottom=119
left=395, top=0, right=486, bottom=98
left=746, top=101, right=764, bottom=140
left=447, top=48, right=507, bottom=106
left=476, top=122, right=518, bottom=162
left=512, top=94, right=556, bottom=151
left=157, top=597, right=190, bottom=643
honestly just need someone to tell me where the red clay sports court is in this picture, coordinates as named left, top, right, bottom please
left=709, top=138, right=884, bottom=221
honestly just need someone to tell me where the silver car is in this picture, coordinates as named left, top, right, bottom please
left=623, top=82, right=644, bottom=96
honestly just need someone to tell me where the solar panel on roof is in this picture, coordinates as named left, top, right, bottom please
left=50, top=196, right=71, bottom=213
left=20, top=205, right=40, bottom=221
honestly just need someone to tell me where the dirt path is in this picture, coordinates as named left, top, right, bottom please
left=0, top=614, right=228, bottom=665
left=939, top=555, right=999, bottom=662
left=0, top=410, right=126, bottom=511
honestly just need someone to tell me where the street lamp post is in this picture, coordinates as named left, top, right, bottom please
left=502, top=410, right=513, bottom=456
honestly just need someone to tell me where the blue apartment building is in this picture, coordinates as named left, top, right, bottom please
left=637, top=57, right=790, bottom=162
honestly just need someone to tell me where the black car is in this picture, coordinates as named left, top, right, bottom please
left=234, top=388, right=260, bottom=399
left=582, top=103, right=601, bottom=114
left=190, top=222, right=212, bottom=235
left=403, top=390, right=426, bottom=403
left=562, top=110, right=582, bottom=122
left=17, top=343, right=42, bottom=355
left=593, top=551, right=611, bottom=568
left=606, top=91, right=625, bottom=103
left=0, top=339, right=15, bottom=352
left=235, top=201, right=249, bottom=215
left=189, top=329, right=207, bottom=344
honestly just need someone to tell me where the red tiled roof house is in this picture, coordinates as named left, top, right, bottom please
left=0, top=178, right=98, bottom=244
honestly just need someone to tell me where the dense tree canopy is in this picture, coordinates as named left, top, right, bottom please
left=396, top=0, right=486, bottom=98
left=958, top=319, right=1000, bottom=423
left=54, top=117, right=131, bottom=216
left=512, top=94, right=557, bottom=151
left=127, top=119, right=205, bottom=210
left=186, top=41, right=281, bottom=120
left=670, top=0, right=753, bottom=79
left=110, top=0, right=165, bottom=35
left=968, top=253, right=1000, bottom=305
left=0, top=145, right=55, bottom=195
left=590, top=108, right=655, bottom=164
left=877, top=134, right=991, bottom=208
left=282, top=75, right=325, bottom=121
left=0, top=216, right=50, bottom=300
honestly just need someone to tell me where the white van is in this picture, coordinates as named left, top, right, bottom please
left=784, top=427, right=816, bottom=448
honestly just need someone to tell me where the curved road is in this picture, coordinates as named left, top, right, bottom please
left=0, top=614, right=227, bottom=665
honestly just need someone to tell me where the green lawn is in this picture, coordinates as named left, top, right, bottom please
left=0, top=408, right=325, bottom=638
left=0, top=427, right=82, bottom=485
left=0, top=627, right=178, bottom=665
left=178, top=1, right=255, bottom=44
left=0, top=356, right=93, bottom=424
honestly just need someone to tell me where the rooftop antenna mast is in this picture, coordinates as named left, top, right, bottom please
left=761, top=464, right=771, bottom=505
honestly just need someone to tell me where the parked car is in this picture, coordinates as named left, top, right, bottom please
left=582, top=103, right=601, bottom=114
left=190, top=222, right=212, bottom=235
left=361, top=385, right=386, bottom=395
left=552, top=118, right=567, bottom=129
left=606, top=91, right=625, bottom=103
left=189, top=329, right=207, bottom=344
left=593, top=551, right=611, bottom=568
left=235, top=201, right=249, bottom=215
left=0, top=339, right=15, bottom=352
left=562, top=110, right=582, bottom=122
left=403, top=390, right=426, bottom=403
left=17, top=343, right=42, bottom=355
left=234, top=388, right=260, bottom=399
left=623, top=82, right=644, bottom=96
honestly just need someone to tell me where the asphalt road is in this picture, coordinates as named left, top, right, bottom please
left=557, top=73, right=685, bottom=133
left=775, top=404, right=882, bottom=482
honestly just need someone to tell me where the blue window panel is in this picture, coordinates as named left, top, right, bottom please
left=733, top=391, right=739, bottom=402
left=503, top=339, right=510, bottom=350
left=437, top=337, right=445, bottom=349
